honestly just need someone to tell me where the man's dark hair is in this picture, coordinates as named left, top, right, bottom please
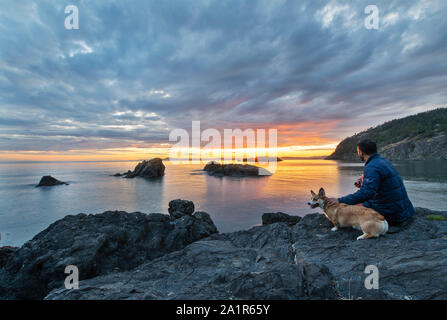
left=357, top=139, right=377, bottom=155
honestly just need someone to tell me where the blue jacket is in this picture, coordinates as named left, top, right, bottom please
left=338, top=153, right=415, bottom=223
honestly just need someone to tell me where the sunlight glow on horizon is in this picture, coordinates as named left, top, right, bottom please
left=0, top=143, right=338, bottom=162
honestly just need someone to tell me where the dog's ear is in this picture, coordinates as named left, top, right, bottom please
left=318, top=188, right=325, bottom=197
left=311, top=190, right=316, bottom=197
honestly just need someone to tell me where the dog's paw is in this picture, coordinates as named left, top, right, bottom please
left=356, top=234, right=366, bottom=240
left=331, top=226, right=338, bottom=232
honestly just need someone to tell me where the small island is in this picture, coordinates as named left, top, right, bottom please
left=241, top=156, right=283, bottom=162
left=112, top=158, right=165, bottom=178
left=203, top=161, right=271, bottom=176
left=36, top=176, right=68, bottom=187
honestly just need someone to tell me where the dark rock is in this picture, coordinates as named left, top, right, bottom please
left=36, top=176, right=68, bottom=187
left=125, top=158, right=165, bottom=178
left=288, top=208, right=447, bottom=300
left=413, top=207, right=447, bottom=219
left=203, top=161, right=222, bottom=172
left=203, top=161, right=270, bottom=176
left=5, top=202, right=447, bottom=300
left=262, top=212, right=301, bottom=226
left=0, top=203, right=217, bottom=300
left=111, top=170, right=132, bottom=177
left=169, top=211, right=185, bottom=220
left=45, top=224, right=337, bottom=300
left=46, top=207, right=447, bottom=300
left=0, top=246, right=18, bottom=268
left=192, top=211, right=218, bottom=235
left=168, top=199, right=195, bottom=219
left=115, top=170, right=132, bottom=177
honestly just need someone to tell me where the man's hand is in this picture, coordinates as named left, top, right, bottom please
left=354, top=174, right=364, bottom=189
left=326, top=198, right=339, bottom=207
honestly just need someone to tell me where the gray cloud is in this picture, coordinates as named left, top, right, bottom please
left=0, top=0, right=446, bottom=152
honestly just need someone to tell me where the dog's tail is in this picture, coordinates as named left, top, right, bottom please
left=381, top=220, right=389, bottom=235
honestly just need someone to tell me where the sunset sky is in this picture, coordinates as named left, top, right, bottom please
left=1, top=0, right=446, bottom=161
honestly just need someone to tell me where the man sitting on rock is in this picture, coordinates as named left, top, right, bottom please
left=326, top=139, right=415, bottom=233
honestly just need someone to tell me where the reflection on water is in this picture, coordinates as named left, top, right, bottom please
left=393, top=160, right=447, bottom=182
left=0, top=159, right=446, bottom=246
left=335, top=159, right=447, bottom=182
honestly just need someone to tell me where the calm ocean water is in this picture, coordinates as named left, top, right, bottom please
left=0, top=159, right=446, bottom=247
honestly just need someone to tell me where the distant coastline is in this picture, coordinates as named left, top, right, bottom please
left=326, top=108, right=447, bottom=161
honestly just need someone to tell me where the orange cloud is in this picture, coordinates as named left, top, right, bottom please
left=0, top=120, right=341, bottom=161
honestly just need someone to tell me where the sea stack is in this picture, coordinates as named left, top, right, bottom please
left=36, top=176, right=68, bottom=187
left=203, top=161, right=271, bottom=176
left=254, top=156, right=283, bottom=162
left=124, top=158, right=165, bottom=178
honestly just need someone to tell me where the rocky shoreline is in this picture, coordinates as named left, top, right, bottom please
left=325, top=108, right=447, bottom=161
left=0, top=202, right=446, bottom=300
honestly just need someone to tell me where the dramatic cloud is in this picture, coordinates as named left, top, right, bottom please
left=0, top=0, right=446, bottom=156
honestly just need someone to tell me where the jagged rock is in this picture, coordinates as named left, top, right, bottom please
left=203, top=161, right=270, bottom=176
left=125, top=158, right=165, bottom=178
left=262, top=212, right=301, bottom=226
left=0, top=204, right=217, bottom=300
left=3, top=203, right=447, bottom=300
left=36, top=176, right=68, bottom=187
left=45, top=223, right=337, bottom=300
left=0, top=246, right=18, bottom=268
left=45, top=207, right=447, bottom=300
left=168, top=199, right=195, bottom=219
left=192, top=211, right=218, bottom=235
left=288, top=207, right=447, bottom=299
left=203, top=161, right=222, bottom=173
left=112, top=170, right=132, bottom=177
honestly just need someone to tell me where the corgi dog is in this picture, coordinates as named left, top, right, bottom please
left=307, top=188, right=388, bottom=240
